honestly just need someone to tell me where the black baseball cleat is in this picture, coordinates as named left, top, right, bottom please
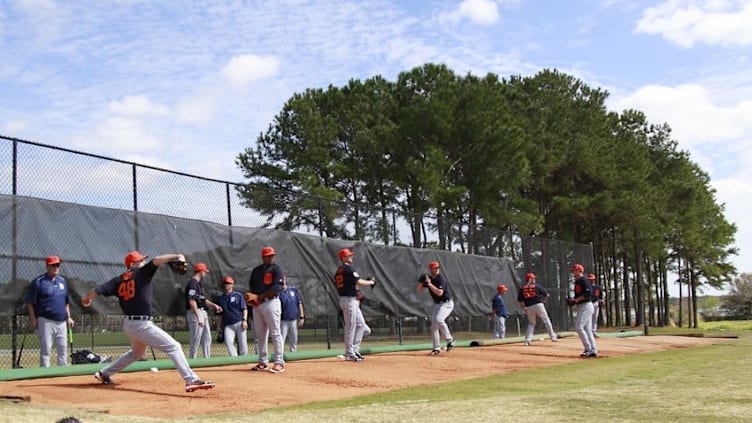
left=446, top=340, right=454, bottom=352
left=94, top=371, right=113, bottom=385
left=353, top=351, right=365, bottom=360
left=429, top=349, right=441, bottom=356
left=584, top=351, right=598, bottom=358
left=251, top=363, right=269, bottom=371
left=185, top=379, right=215, bottom=392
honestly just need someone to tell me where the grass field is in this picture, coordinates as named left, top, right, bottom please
left=2, top=324, right=750, bottom=423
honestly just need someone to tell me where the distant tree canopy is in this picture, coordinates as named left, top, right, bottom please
left=721, top=273, right=752, bottom=318
left=236, top=64, right=736, bottom=328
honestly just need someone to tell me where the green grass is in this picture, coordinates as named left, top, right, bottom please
left=2, top=330, right=751, bottom=422
left=699, top=319, right=752, bottom=331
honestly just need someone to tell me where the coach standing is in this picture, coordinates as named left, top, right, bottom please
left=217, top=275, right=249, bottom=356
left=279, top=278, right=305, bottom=352
left=26, top=255, right=75, bottom=367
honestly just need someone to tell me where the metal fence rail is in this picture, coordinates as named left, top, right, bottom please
left=0, top=135, right=593, bottom=370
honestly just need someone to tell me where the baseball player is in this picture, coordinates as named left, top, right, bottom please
left=279, top=278, right=305, bottom=352
left=588, top=273, right=604, bottom=338
left=335, top=248, right=376, bottom=362
left=185, top=262, right=222, bottom=359
left=248, top=246, right=286, bottom=373
left=417, top=261, right=455, bottom=355
left=25, top=255, right=75, bottom=367
left=491, top=284, right=509, bottom=339
left=516, top=272, right=558, bottom=345
left=81, top=251, right=214, bottom=392
left=216, top=276, right=249, bottom=356
left=571, top=264, right=597, bottom=357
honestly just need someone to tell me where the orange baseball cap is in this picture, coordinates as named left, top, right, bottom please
left=46, top=255, right=62, bottom=265
left=497, top=284, right=508, bottom=293
left=587, top=273, right=597, bottom=281
left=194, top=262, right=210, bottom=273
left=570, top=264, right=585, bottom=273
left=261, top=246, right=276, bottom=257
left=124, top=251, right=148, bottom=268
left=222, top=275, right=235, bottom=284
left=429, top=261, right=441, bottom=270
left=525, top=272, right=536, bottom=281
left=339, top=248, right=354, bottom=260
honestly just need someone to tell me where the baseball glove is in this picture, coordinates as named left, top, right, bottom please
left=366, top=276, right=377, bottom=289
left=418, top=274, right=430, bottom=287
left=356, top=290, right=365, bottom=302
left=566, top=297, right=576, bottom=307
left=167, top=260, right=188, bottom=275
left=244, top=292, right=260, bottom=307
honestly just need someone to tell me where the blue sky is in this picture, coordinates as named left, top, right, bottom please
left=2, top=0, right=751, bottom=294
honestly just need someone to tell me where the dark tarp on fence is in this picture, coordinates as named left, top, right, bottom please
left=1, top=194, right=521, bottom=319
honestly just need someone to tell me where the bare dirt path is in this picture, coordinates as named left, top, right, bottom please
left=0, top=335, right=720, bottom=419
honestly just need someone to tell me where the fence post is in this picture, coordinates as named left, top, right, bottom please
left=225, top=182, right=234, bottom=246
left=325, top=315, right=331, bottom=350
left=12, top=314, right=19, bottom=368
left=11, top=141, right=19, bottom=366
left=132, top=164, right=139, bottom=249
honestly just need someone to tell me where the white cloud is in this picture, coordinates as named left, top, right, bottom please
left=610, top=83, right=752, bottom=148
left=2, top=120, right=27, bottom=133
left=71, top=117, right=163, bottom=154
left=713, top=167, right=752, bottom=273
left=635, top=0, right=752, bottom=48
left=439, top=0, right=501, bottom=26
left=220, top=54, right=280, bottom=87
left=108, top=95, right=170, bottom=117
left=11, top=0, right=65, bottom=43
left=13, top=0, right=60, bottom=18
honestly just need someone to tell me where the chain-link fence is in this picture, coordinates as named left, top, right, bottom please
left=0, top=135, right=593, bottom=369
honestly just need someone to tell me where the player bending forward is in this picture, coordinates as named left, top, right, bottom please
left=81, top=251, right=215, bottom=392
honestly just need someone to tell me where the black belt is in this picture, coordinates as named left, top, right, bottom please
left=125, top=315, right=153, bottom=321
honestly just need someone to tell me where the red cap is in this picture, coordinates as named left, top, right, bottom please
left=429, top=261, right=441, bottom=270
left=339, top=248, right=354, bottom=260
left=525, top=272, right=536, bottom=281
left=497, top=284, right=508, bottom=293
left=570, top=264, right=585, bottom=273
left=222, top=275, right=235, bottom=284
left=46, top=255, right=62, bottom=265
left=261, top=246, right=276, bottom=257
left=194, top=262, right=210, bottom=273
left=587, top=273, right=596, bottom=281
left=124, top=251, right=148, bottom=268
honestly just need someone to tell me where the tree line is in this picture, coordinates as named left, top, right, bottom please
left=236, top=63, right=737, bottom=328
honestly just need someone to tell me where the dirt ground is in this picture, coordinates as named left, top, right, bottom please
left=0, top=335, right=721, bottom=419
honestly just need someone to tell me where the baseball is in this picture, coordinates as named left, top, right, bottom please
left=150, top=367, right=158, bottom=373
